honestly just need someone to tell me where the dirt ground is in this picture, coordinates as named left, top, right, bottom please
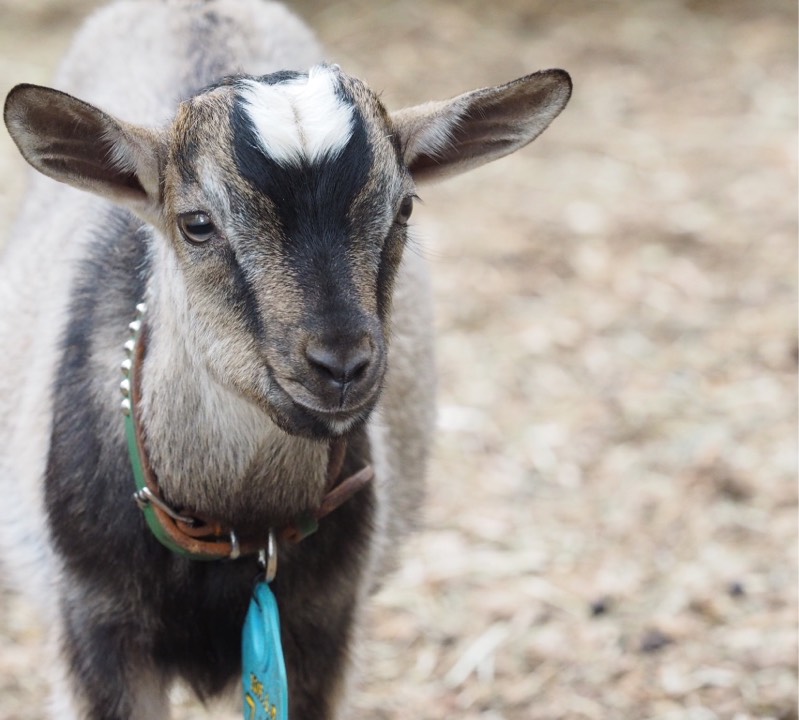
left=0, top=1, right=796, bottom=718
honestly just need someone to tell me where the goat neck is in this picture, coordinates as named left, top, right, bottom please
left=135, top=257, right=335, bottom=541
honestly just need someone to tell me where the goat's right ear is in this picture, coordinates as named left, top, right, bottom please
left=4, top=84, right=161, bottom=219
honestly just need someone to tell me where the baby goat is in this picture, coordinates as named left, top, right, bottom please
left=1, top=0, right=571, bottom=718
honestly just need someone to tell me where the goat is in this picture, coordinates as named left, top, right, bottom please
left=0, top=0, right=571, bottom=718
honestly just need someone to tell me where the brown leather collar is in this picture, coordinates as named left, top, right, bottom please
left=129, top=319, right=374, bottom=560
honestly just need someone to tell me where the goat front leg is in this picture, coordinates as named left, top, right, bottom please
left=278, top=584, right=362, bottom=720
left=276, top=492, right=375, bottom=720
left=53, top=583, right=170, bottom=720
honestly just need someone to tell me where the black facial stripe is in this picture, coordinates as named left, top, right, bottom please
left=228, top=82, right=375, bottom=325
left=219, top=246, right=265, bottom=341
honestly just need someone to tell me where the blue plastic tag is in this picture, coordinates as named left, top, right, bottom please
left=242, top=581, right=289, bottom=720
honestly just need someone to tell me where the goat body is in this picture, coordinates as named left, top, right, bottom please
left=1, top=1, right=571, bottom=717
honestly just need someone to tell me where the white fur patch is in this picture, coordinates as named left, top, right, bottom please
left=239, top=66, right=354, bottom=166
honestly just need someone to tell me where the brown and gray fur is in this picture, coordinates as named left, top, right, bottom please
left=0, top=1, right=571, bottom=718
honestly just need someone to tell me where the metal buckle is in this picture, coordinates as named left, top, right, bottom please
left=258, top=530, right=278, bottom=583
left=229, top=530, right=241, bottom=560
left=132, top=486, right=197, bottom=527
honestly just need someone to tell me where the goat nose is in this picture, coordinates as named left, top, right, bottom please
left=305, top=337, right=372, bottom=388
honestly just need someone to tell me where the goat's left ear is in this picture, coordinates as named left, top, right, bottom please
left=4, top=84, right=161, bottom=220
left=391, top=69, right=571, bottom=183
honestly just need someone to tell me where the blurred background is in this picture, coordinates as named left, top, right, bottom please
left=0, top=1, right=796, bottom=718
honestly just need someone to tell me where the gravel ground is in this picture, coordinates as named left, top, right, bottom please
left=0, top=1, right=796, bottom=719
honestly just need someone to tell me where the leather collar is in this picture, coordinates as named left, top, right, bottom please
left=121, top=303, right=374, bottom=561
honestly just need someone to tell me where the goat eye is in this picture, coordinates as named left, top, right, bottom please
left=178, top=212, right=215, bottom=244
left=396, top=196, right=414, bottom=225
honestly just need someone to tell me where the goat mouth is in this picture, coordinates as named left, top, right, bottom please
left=266, top=376, right=381, bottom=439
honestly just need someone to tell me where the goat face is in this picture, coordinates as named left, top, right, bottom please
left=156, top=67, right=410, bottom=438
left=4, top=64, right=572, bottom=439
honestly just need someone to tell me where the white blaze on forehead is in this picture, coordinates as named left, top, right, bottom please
left=239, top=66, right=355, bottom=166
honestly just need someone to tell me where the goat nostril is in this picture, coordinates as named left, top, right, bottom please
left=349, top=355, right=370, bottom=381
left=305, top=340, right=372, bottom=387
